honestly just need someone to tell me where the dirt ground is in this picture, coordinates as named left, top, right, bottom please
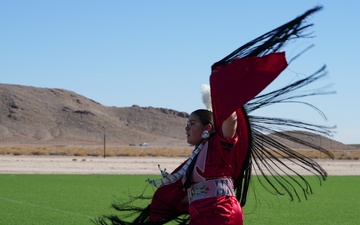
left=0, top=156, right=359, bottom=175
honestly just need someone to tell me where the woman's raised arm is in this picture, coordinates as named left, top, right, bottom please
left=222, top=111, right=237, bottom=139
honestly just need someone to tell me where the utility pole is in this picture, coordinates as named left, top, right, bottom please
left=103, top=127, right=106, bottom=158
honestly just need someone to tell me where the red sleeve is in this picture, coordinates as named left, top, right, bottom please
left=149, top=179, right=188, bottom=222
left=210, top=52, right=287, bottom=131
left=217, top=133, right=238, bottom=152
left=149, top=162, right=188, bottom=221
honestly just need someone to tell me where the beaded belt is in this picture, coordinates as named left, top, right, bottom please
left=187, top=177, right=235, bottom=204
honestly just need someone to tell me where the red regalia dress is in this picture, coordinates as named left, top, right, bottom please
left=149, top=53, right=288, bottom=224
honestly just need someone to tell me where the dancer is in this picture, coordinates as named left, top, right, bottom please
left=96, top=6, right=334, bottom=225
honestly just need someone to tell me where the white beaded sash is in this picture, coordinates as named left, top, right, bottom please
left=146, top=141, right=206, bottom=188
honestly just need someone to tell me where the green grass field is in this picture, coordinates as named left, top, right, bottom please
left=0, top=175, right=359, bottom=225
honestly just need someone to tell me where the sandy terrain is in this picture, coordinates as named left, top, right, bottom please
left=0, top=156, right=359, bottom=175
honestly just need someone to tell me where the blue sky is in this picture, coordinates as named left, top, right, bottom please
left=0, top=1, right=359, bottom=144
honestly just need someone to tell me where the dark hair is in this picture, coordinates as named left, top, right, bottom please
left=191, top=109, right=214, bottom=132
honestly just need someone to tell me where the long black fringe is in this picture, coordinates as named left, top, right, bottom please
left=94, top=189, right=189, bottom=225
left=244, top=65, right=335, bottom=202
left=212, top=6, right=323, bottom=67
left=214, top=5, right=335, bottom=206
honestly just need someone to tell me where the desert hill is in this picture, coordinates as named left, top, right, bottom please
left=268, top=131, right=357, bottom=151
left=0, top=83, right=357, bottom=151
left=0, top=83, right=189, bottom=146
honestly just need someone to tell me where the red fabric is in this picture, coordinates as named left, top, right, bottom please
left=149, top=179, right=188, bottom=222
left=193, top=132, right=238, bottom=180
left=234, top=108, right=250, bottom=180
left=189, top=196, right=243, bottom=225
left=149, top=162, right=188, bottom=222
left=210, top=52, right=287, bottom=131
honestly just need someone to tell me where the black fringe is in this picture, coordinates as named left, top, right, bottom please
left=212, top=6, right=323, bottom=68
left=94, top=191, right=189, bottom=225
left=244, top=66, right=335, bottom=202
left=234, top=109, right=253, bottom=207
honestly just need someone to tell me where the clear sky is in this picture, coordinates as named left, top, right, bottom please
left=0, top=1, right=359, bottom=144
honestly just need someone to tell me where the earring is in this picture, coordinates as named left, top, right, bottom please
left=202, top=130, right=210, bottom=139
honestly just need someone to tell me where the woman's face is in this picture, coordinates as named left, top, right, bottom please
left=185, top=113, right=207, bottom=145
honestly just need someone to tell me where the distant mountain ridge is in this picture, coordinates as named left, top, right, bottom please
left=0, top=83, right=189, bottom=146
left=0, top=83, right=357, bottom=150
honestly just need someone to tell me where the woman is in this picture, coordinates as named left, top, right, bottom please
left=183, top=109, right=243, bottom=224
left=96, top=6, right=333, bottom=225
left=143, top=106, right=252, bottom=225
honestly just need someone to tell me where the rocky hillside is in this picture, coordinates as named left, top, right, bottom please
left=0, top=83, right=357, bottom=150
left=268, top=131, right=357, bottom=151
left=0, top=83, right=189, bottom=146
